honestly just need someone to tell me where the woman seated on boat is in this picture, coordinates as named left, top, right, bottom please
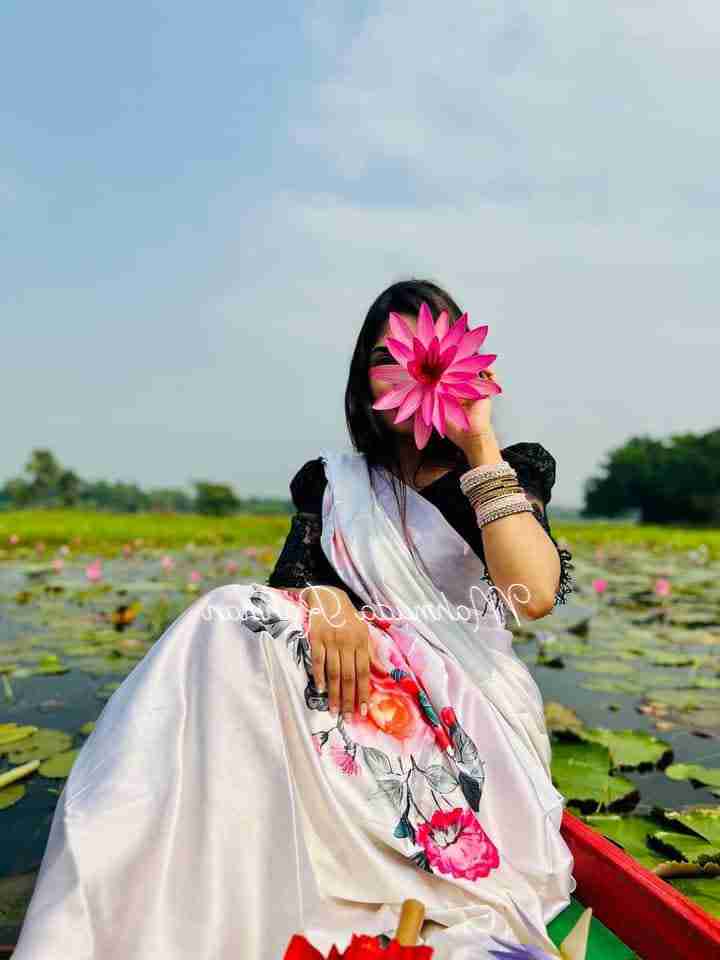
left=12, top=278, right=577, bottom=960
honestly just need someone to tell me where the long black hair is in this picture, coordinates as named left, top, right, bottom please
left=345, top=278, right=477, bottom=572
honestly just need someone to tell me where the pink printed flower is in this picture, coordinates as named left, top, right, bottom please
left=591, top=578, right=608, bottom=595
left=416, top=807, right=499, bottom=881
left=330, top=743, right=361, bottom=776
left=370, top=302, right=502, bottom=450
left=350, top=674, right=435, bottom=758
left=654, top=577, right=671, bottom=598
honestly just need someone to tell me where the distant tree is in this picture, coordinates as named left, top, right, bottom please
left=583, top=427, right=720, bottom=524
left=193, top=481, right=241, bottom=516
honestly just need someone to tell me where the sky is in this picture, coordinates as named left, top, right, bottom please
left=2, top=2, right=718, bottom=509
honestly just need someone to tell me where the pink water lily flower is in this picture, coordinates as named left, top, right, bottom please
left=160, top=555, right=175, bottom=572
left=370, top=302, right=502, bottom=450
left=591, top=578, right=608, bottom=595
left=85, top=559, right=103, bottom=582
left=654, top=577, right=671, bottom=598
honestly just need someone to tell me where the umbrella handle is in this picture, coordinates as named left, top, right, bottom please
left=394, top=899, right=426, bottom=946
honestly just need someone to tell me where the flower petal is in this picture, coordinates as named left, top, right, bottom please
left=437, top=312, right=468, bottom=352
left=446, top=355, right=497, bottom=376
left=452, top=324, right=489, bottom=361
left=414, top=411, right=433, bottom=449
left=442, top=395, right=471, bottom=431
left=435, top=309, right=449, bottom=341
left=388, top=311, right=416, bottom=349
left=371, top=383, right=416, bottom=410
left=394, top=384, right=424, bottom=423
left=385, top=336, right=414, bottom=364
left=369, top=364, right=413, bottom=384
left=416, top=301, right=436, bottom=348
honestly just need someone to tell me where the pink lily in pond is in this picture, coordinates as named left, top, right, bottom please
left=8, top=533, right=19, bottom=545
left=654, top=577, right=671, bottom=598
left=226, top=559, right=239, bottom=574
left=370, top=302, right=501, bottom=450
left=161, top=555, right=175, bottom=572
left=591, top=578, right=608, bottom=595
left=52, top=558, right=64, bottom=572
left=85, top=559, right=103, bottom=582
left=189, top=570, right=202, bottom=583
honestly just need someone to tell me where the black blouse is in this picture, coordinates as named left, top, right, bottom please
left=266, top=443, right=575, bottom=614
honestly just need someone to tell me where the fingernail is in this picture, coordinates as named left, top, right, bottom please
left=360, top=703, right=368, bottom=717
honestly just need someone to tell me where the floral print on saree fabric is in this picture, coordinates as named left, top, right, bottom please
left=243, top=583, right=500, bottom=883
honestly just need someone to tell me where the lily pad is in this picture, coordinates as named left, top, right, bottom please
left=579, top=728, right=672, bottom=770
left=0, top=724, right=39, bottom=749
left=581, top=813, right=666, bottom=869
left=550, top=740, right=638, bottom=812
left=647, top=830, right=720, bottom=865
left=6, top=728, right=73, bottom=764
left=669, top=878, right=720, bottom=918
left=661, top=807, right=720, bottom=847
left=544, top=702, right=585, bottom=735
left=38, top=749, right=79, bottom=779
left=664, top=764, right=720, bottom=789
left=0, top=783, right=26, bottom=810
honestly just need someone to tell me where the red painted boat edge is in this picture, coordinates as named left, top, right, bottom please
left=561, top=807, right=720, bottom=960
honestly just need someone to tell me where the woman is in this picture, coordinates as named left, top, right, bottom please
left=12, top=279, right=576, bottom=960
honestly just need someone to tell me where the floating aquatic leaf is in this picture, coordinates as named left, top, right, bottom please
left=6, top=728, right=73, bottom=764
left=661, top=807, right=720, bottom=847
left=550, top=741, right=638, bottom=812
left=578, top=728, right=672, bottom=770
left=642, top=689, right=720, bottom=711
left=544, top=702, right=585, bottom=735
left=664, top=764, right=720, bottom=789
left=581, top=813, right=666, bottom=869
left=569, top=659, right=632, bottom=676
left=0, top=724, right=38, bottom=748
left=38, top=749, right=79, bottom=779
left=0, top=784, right=26, bottom=811
left=647, top=830, right=720, bottom=865
left=669, top=877, right=720, bottom=918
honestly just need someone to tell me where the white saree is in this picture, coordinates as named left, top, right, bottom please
left=12, top=450, right=575, bottom=960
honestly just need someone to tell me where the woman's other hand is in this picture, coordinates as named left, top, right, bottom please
left=298, top=585, right=372, bottom=722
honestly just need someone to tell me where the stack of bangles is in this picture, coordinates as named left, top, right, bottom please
left=459, top=460, right=534, bottom=528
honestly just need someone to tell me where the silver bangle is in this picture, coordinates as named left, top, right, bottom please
left=475, top=494, right=534, bottom=528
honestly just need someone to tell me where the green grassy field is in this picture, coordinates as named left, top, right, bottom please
left=1, top=509, right=719, bottom=560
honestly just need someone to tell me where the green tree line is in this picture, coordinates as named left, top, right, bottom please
left=583, top=427, right=720, bottom=525
left=0, top=450, right=291, bottom=517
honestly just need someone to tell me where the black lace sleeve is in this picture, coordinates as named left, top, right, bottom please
left=265, top=458, right=366, bottom=609
left=500, top=442, right=575, bottom=607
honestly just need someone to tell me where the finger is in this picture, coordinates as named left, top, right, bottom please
left=355, top=645, right=370, bottom=718
left=310, top=638, right=327, bottom=693
left=326, top=645, right=341, bottom=716
left=340, top=645, right=356, bottom=721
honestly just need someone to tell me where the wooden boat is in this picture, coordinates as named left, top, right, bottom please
left=2, top=807, right=718, bottom=958
left=553, top=808, right=720, bottom=960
